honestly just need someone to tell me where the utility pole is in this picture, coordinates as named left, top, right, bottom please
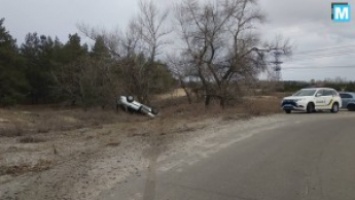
left=254, top=47, right=285, bottom=92
left=271, top=50, right=283, bottom=89
left=271, top=50, right=283, bottom=83
left=254, top=48, right=284, bottom=82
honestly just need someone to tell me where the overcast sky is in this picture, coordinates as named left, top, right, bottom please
left=1, top=0, right=355, bottom=81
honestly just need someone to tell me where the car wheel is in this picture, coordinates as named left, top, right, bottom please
left=331, top=103, right=339, bottom=113
left=306, top=103, right=315, bottom=113
left=285, top=110, right=291, bottom=114
left=347, top=104, right=355, bottom=111
left=151, top=108, right=159, bottom=115
left=127, top=96, right=134, bottom=103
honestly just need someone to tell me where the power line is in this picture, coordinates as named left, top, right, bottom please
left=278, top=44, right=355, bottom=63
left=261, top=45, right=355, bottom=79
left=285, top=53, right=355, bottom=63
left=292, top=50, right=355, bottom=58
left=283, top=65, right=355, bottom=70
left=292, top=44, right=355, bottom=55
left=264, top=45, right=355, bottom=63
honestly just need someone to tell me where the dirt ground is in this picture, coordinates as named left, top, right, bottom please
left=0, top=95, right=282, bottom=200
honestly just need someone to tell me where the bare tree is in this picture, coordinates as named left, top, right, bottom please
left=78, top=0, right=171, bottom=104
left=122, top=0, right=170, bottom=103
left=175, top=0, right=291, bottom=107
left=167, top=54, right=195, bottom=104
left=136, top=0, right=170, bottom=62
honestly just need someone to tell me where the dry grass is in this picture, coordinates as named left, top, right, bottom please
left=155, top=88, right=187, bottom=100
left=18, top=136, right=46, bottom=143
left=154, top=95, right=281, bottom=121
left=0, top=159, right=52, bottom=176
left=122, top=95, right=283, bottom=137
left=106, top=141, right=121, bottom=147
left=0, top=125, right=25, bottom=137
left=242, top=97, right=282, bottom=116
left=0, top=107, right=146, bottom=137
left=0, top=95, right=282, bottom=139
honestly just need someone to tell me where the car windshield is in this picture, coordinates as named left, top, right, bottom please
left=293, top=89, right=317, bottom=97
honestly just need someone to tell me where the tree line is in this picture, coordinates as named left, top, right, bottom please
left=0, top=17, right=175, bottom=107
left=281, top=79, right=355, bottom=93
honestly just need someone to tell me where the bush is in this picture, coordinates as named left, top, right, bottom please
left=0, top=96, right=18, bottom=106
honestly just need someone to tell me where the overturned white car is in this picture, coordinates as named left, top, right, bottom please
left=117, top=96, right=159, bottom=118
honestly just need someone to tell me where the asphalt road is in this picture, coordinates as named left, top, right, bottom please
left=103, top=112, right=355, bottom=200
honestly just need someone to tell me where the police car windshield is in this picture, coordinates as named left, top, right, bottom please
left=293, top=89, right=317, bottom=97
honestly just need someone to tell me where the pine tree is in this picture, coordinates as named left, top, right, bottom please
left=91, top=36, right=110, bottom=59
left=0, top=18, right=28, bottom=106
left=21, top=33, right=56, bottom=104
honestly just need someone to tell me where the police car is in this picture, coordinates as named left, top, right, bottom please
left=281, top=88, right=342, bottom=114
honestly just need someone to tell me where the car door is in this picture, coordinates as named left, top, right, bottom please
left=314, top=90, right=326, bottom=109
left=322, top=89, right=335, bottom=109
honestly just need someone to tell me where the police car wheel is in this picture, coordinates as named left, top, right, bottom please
left=285, top=110, right=291, bottom=114
left=306, top=103, right=314, bottom=113
left=331, top=103, right=339, bottom=113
